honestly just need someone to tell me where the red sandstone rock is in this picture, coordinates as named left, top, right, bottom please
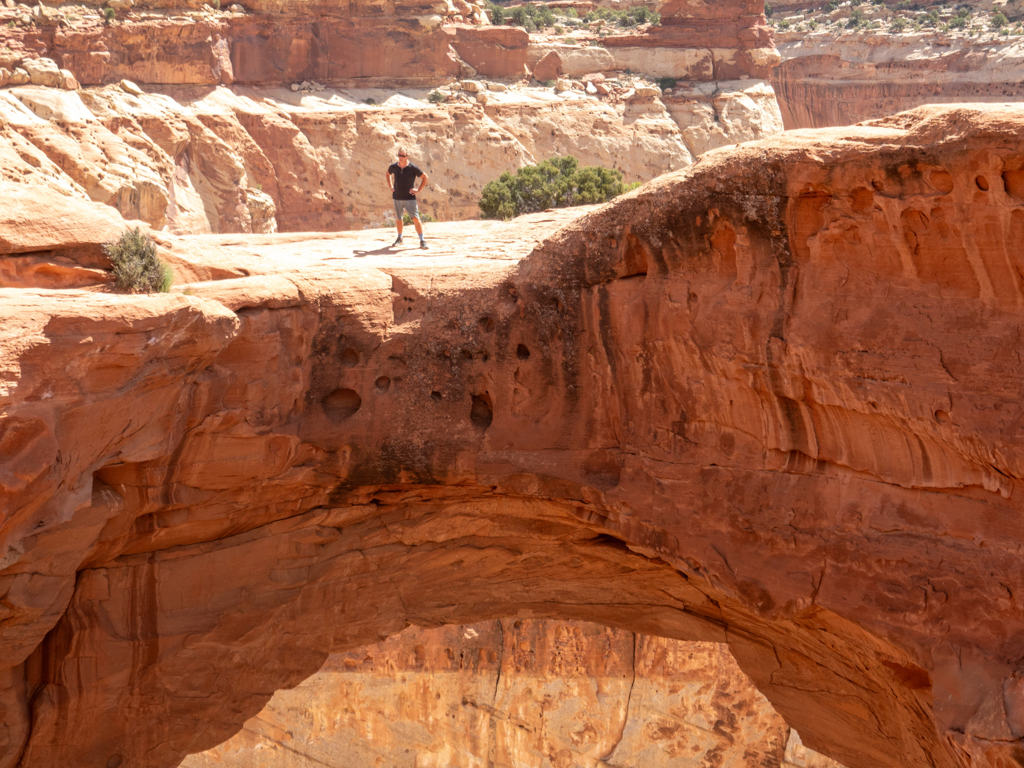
left=444, top=25, right=529, bottom=78
left=532, top=50, right=563, bottom=82
left=4, top=104, right=1024, bottom=768
left=185, top=620, right=845, bottom=768
left=0, top=82, right=781, bottom=234
left=0, top=181, right=127, bottom=254
left=601, top=0, right=776, bottom=79
left=772, top=37, right=1024, bottom=129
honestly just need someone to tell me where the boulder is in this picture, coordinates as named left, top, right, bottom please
left=608, top=46, right=712, bottom=80
left=119, top=79, right=143, bottom=95
left=244, top=188, right=277, bottom=234
left=59, top=69, right=79, bottom=90
left=8, top=67, right=30, bottom=86
left=530, top=44, right=615, bottom=77
left=417, top=14, right=443, bottom=30
left=475, top=91, right=488, bottom=104
left=22, top=58, right=62, bottom=87
left=626, top=85, right=661, bottom=102
left=30, top=2, right=54, bottom=23
left=444, top=25, right=529, bottom=78
left=554, top=78, right=572, bottom=92
left=487, top=81, right=507, bottom=92
left=0, top=68, right=9, bottom=87
left=107, top=0, right=133, bottom=11
left=459, top=79, right=484, bottom=92
left=0, top=181, right=127, bottom=253
left=585, top=81, right=598, bottom=95
left=532, top=50, right=563, bottom=82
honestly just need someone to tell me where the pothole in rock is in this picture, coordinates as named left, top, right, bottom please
left=323, top=388, right=361, bottom=420
left=470, top=393, right=493, bottom=429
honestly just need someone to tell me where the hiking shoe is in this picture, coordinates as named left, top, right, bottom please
left=392, top=236, right=403, bottom=246
left=420, top=239, right=428, bottom=249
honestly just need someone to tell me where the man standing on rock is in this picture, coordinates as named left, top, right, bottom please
left=386, top=147, right=429, bottom=249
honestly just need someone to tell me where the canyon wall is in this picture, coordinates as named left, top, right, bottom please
left=3, top=104, right=1024, bottom=768
left=767, top=0, right=1024, bottom=129
left=0, top=80, right=782, bottom=236
left=184, top=620, right=843, bottom=768
left=772, top=33, right=1024, bottom=129
left=0, top=0, right=774, bottom=87
left=0, top=0, right=782, bottom=234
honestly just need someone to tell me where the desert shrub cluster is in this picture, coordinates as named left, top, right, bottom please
left=479, top=156, right=637, bottom=220
left=104, top=227, right=173, bottom=293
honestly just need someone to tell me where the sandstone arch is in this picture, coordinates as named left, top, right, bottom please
left=3, top=105, right=1024, bottom=768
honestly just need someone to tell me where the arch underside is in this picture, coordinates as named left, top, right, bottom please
left=3, top=105, right=1024, bottom=768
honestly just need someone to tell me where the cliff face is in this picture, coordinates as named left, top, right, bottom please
left=183, top=620, right=844, bottom=768
left=0, top=0, right=783, bottom=235
left=767, top=1, right=1024, bottom=129
left=0, top=0, right=774, bottom=86
left=0, top=0, right=480, bottom=87
left=603, top=0, right=779, bottom=80
left=4, top=104, right=1024, bottom=768
left=772, top=35, right=1024, bottom=129
left=0, top=80, right=782, bottom=236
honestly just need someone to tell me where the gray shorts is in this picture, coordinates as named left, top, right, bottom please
left=394, top=198, right=419, bottom=219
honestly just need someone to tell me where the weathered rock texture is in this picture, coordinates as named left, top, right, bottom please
left=603, top=0, right=778, bottom=80
left=0, top=81, right=782, bottom=234
left=0, top=0, right=783, bottom=234
left=0, top=0, right=773, bottom=85
left=4, top=104, right=1024, bottom=768
left=772, top=32, right=1024, bottom=129
left=184, top=620, right=844, bottom=768
left=0, top=0, right=484, bottom=87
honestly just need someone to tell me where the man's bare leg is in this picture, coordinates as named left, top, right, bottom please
left=413, top=215, right=427, bottom=248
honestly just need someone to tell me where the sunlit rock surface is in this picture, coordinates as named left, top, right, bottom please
left=3, top=105, right=1024, bottom=768
left=185, top=620, right=844, bottom=768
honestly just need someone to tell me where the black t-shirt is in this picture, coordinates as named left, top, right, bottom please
left=388, top=163, right=423, bottom=200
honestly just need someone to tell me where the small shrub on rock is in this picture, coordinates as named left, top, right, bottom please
left=479, top=156, right=630, bottom=220
left=104, top=227, right=173, bottom=293
left=428, top=89, right=446, bottom=103
left=582, top=6, right=659, bottom=27
left=102, top=7, right=115, bottom=21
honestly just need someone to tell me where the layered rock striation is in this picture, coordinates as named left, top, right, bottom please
left=767, top=0, right=1024, bottom=129
left=773, top=34, right=1024, bottom=129
left=0, top=0, right=783, bottom=234
left=4, top=104, right=1024, bottom=768
left=184, top=620, right=844, bottom=768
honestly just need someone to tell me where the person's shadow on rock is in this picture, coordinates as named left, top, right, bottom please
left=352, top=246, right=400, bottom=257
